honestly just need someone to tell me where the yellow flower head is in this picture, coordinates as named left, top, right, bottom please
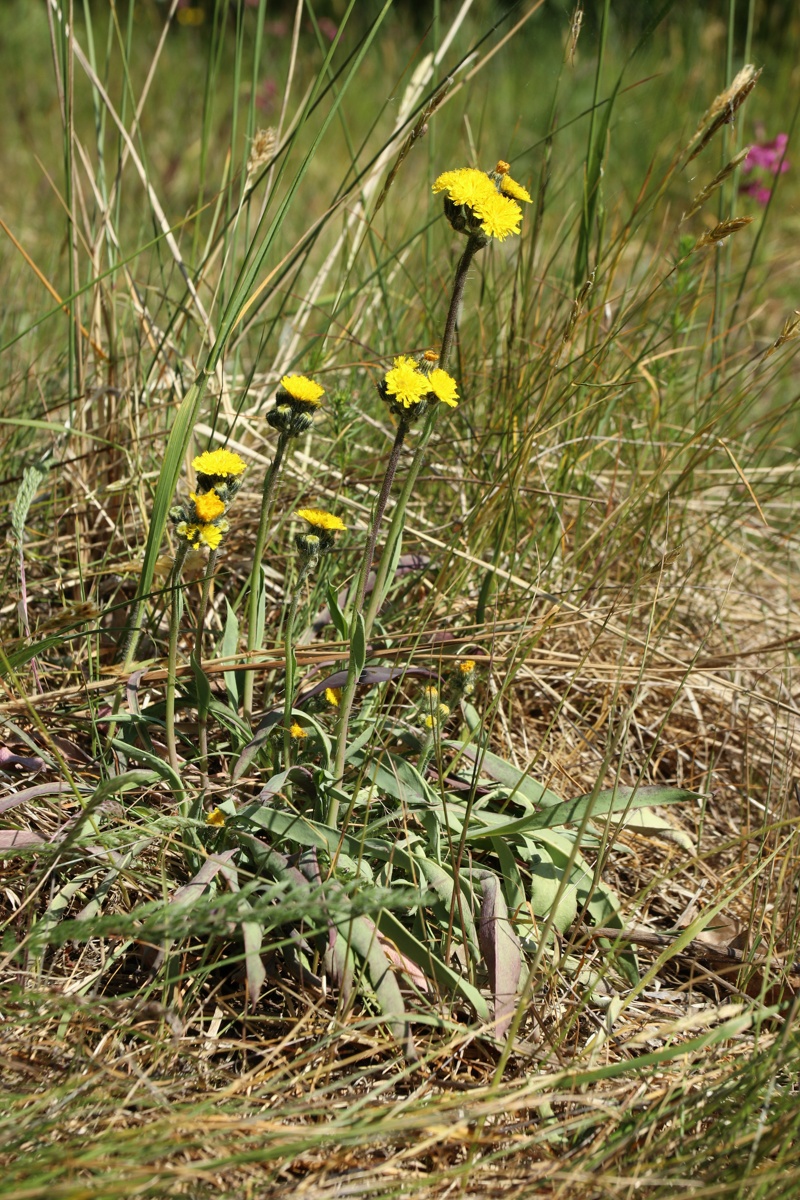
left=472, top=190, right=522, bottom=241
left=296, top=508, right=347, bottom=532
left=289, top=722, right=307, bottom=739
left=280, top=374, right=325, bottom=406
left=424, top=703, right=451, bottom=729
left=499, top=176, right=532, bottom=204
left=176, top=520, right=226, bottom=551
left=433, top=163, right=525, bottom=242
left=494, top=160, right=532, bottom=204
left=383, top=356, right=430, bottom=408
left=191, top=489, right=226, bottom=522
left=324, top=686, right=342, bottom=707
left=432, top=167, right=497, bottom=209
left=459, top=658, right=476, bottom=675
left=206, top=807, right=226, bottom=827
left=192, top=448, right=247, bottom=478
left=427, top=368, right=459, bottom=408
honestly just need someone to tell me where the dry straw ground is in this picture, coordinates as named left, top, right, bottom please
left=2, top=2, right=800, bottom=1198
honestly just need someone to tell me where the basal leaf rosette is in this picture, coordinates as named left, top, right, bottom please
left=432, top=160, right=531, bottom=246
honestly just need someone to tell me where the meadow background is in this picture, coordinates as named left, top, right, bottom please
left=2, top=1, right=800, bottom=1197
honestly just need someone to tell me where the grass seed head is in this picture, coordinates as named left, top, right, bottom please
left=694, top=216, right=754, bottom=248
left=686, top=64, right=761, bottom=162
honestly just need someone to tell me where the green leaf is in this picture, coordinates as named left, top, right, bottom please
left=351, top=610, right=367, bottom=679
left=528, top=846, right=579, bottom=935
left=326, top=583, right=348, bottom=640
left=463, top=784, right=697, bottom=842
left=415, top=856, right=480, bottom=964
left=375, top=909, right=490, bottom=1024
left=241, top=919, right=266, bottom=1009
left=231, top=711, right=282, bottom=782
left=221, top=600, right=240, bottom=708
left=490, top=837, right=526, bottom=917
left=354, top=746, right=435, bottom=807
left=340, top=913, right=416, bottom=1059
left=449, top=743, right=564, bottom=809
left=190, top=653, right=212, bottom=713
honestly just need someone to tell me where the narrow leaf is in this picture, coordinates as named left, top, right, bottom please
left=479, top=872, right=523, bottom=1039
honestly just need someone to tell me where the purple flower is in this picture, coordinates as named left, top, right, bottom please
left=743, top=133, right=789, bottom=175
left=739, top=132, right=790, bottom=205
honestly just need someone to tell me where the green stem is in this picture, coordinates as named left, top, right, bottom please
left=363, top=234, right=481, bottom=639
left=328, top=235, right=484, bottom=825
left=165, top=541, right=189, bottom=776
left=243, top=430, right=290, bottom=721
left=354, top=419, right=409, bottom=612
left=282, top=557, right=313, bottom=768
left=195, top=545, right=219, bottom=788
left=328, top=422, right=407, bottom=824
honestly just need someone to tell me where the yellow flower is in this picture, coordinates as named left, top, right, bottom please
left=296, top=508, right=347, bottom=531
left=191, top=489, right=226, bottom=522
left=324, top=686, right=342, bottom=707
left=433, top=163, right=525, bottom=242
left=473, top=191, right=522, bottom=241
left=289, top=722, right=307, bottom=739
left=499, top=176, right=532, bottom=204
left=459, top=659, right=476, bottom=675
left=383, top=357, right=430, bottom=408
left=424, top=703, right=450, bottom=729
left=427, top=368, right=459, bottom=408
left=192, top=449, right=247, bottom=478
left=432, top=167, right=497, bottom=208
left=280, top=374, right=325, bottom=405
left=494, top=160, right=532, bottom=204
left=206, top=807, right=226, bottom=827
left=177, top=521, right=226, bottom=551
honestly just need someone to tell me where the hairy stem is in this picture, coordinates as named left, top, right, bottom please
left=282, top=557, right=313, bottom=768
left=165, top=541, right=189, bottom=775
left=243, top=431, right=289, bottom=721
left=195, top=545, right=219, bottom=788
left=327, top=235, right=483, bottom=826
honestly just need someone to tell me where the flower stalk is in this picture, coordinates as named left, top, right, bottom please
left=243, top=430, right=288, bottom=721
left=243, top=375, right=326, bottom=722
left=283, top=508, right=346, bottom=768
left=328, top=162, right=531, bottom=824
left=195, top=545, right=220, bottom=787
left=165, top=541, right=189, bottom=775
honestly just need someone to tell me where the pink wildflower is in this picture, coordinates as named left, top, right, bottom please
left=739, top=132, right=790, bottom=206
